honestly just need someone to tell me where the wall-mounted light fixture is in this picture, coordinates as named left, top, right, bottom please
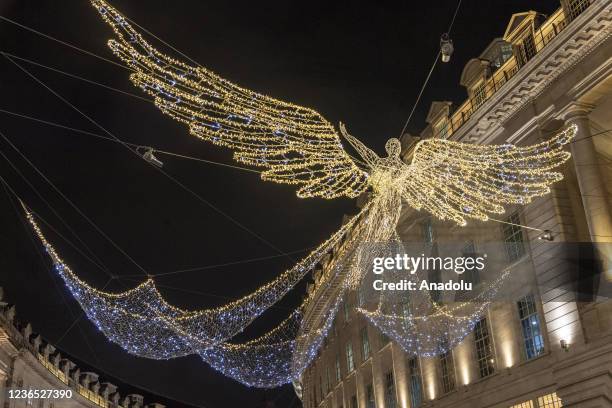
left=538, top=230, right=554, bottom=241
left=560, top=339, right=570, bottom=352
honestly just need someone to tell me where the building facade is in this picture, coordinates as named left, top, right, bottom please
left=300, top=1, right=612, bottom=407
left=0, top=288, right=166, bottom=408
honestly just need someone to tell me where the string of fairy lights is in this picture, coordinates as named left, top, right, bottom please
left=3, top=0, right=581, bottom=390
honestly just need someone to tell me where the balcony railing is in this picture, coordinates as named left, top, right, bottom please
left=433, top=4, right=589, bottom=139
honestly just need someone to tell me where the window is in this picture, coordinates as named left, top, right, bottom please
left=474, top=318, right=496, bottom=378
left=509, top=392, right=563, bottom=408
left=434, top=118, right=450, bottom=139
left=361, top=327, right=371, bottom=361
left=384, top=371, right=397, bottom=408
left=472, top=81, right=487, bottom=109
left=366, top=383, right=376, bottom=408
left=462, top=241, right=480, bottom=286
left=422, top=218, right=435, bottom=244
left=343, top=299, right=350, bottom=323
left=428, top=266, right=442, bottom=303
left=320, top=376, right=324, bottom=400
left=439, top=348, right=456, bottom=393
left=537, top=392, right=562, bottom=408
left=351, top=395, right=358, bottom=408
left=336, top=355, right=341, bottom=381
left=518, top=294, right=545, bottom=359
left=501, top=43, right=513, bottom=61
left=379, top=330, right=390, bottom=348
left=503, top=212, right=525, bottom=262
left=358, top=286, right=365, bottom=307
left=565, top=0, right=591, bottom=21
left=510, top=401, right=534, bottom=408
left=519, top=34, right=537, bottom=64
left=492, top=43, right=513, bottom=68
left=408, top=357, right=423, bottom=408
left=346, top=342, right=355, bottom=372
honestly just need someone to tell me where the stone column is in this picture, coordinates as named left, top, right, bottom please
left=565, top=103, right=612, bottom=243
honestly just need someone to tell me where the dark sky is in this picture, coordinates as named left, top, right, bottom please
left=0, top=1, right=559, bottom=407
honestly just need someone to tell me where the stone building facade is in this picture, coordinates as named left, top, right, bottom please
left=300, top=1, right=612, bottom=407
left=0, top=288, right=166, bottom=408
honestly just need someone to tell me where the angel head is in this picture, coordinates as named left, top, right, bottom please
left=385, top=138, right=401, bottom=158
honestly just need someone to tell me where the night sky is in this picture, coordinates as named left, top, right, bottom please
left=0, top=1, right=559, bottom=407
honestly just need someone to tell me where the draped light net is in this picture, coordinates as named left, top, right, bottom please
left=25, top=203, right=356, bottom=387
left=24, top=203, right=367, bottom=359
left=358, top=256, right=512, bottom=357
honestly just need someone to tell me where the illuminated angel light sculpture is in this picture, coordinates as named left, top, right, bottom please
left=91, top=0, right=576, bottom=227
left=18, top=0, right=578, bottom=389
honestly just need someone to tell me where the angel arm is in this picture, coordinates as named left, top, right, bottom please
left=91, top=0, right=369, bottom=199
left=403, top=125, right=576, bottom=226
left=338, top=122, right=380, bottom=168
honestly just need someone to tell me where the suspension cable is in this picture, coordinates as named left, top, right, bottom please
left=397, top=0, right=463, bottom=138
left=2, top=52, right=295, bottom=262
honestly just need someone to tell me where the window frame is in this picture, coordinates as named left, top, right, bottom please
left=384, top=370, right=397, bottom=408
left=503, top=211, right=526, bottom=262
left=474, top=317, right=496, bottom=378
left=517, top=293, right=545, bottom=360
left=471, top=80, right=487, bottom=109
left=407, top=357, right=423, bottom=408
left=366, top=383, right=376, bottom=408
left=346, top=341, right=355, bottom=373
left=439, top=348, right=456, bottom=394
left=361, top=327, right=371, bottom=361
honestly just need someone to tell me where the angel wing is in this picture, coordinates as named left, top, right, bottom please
left=403, top=124, right=576, bottom=226
left=91, top=0, right=369, bottom=199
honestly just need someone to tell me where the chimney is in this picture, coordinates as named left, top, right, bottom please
left=5, top=305, right=15, bottom=323
left=60, top=359, right=75, bottom=379
left=31, top=334, right=42, bottom=351
left=50, top=352, right=61, bottom=368
left=91, top=381, right=100, bottom=395
left=128, top=394, right=145, bottom=407
left=21, top=323, right=32, bottom=340
left=80, top=372, right=99, bottom=389
left=42, top=344, right=56, bottom=360
left=100, top=382, right=117, bottom=400
left=71, top=367, right=81, bottom=383
left=110, top=392, right=121, bottom=405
